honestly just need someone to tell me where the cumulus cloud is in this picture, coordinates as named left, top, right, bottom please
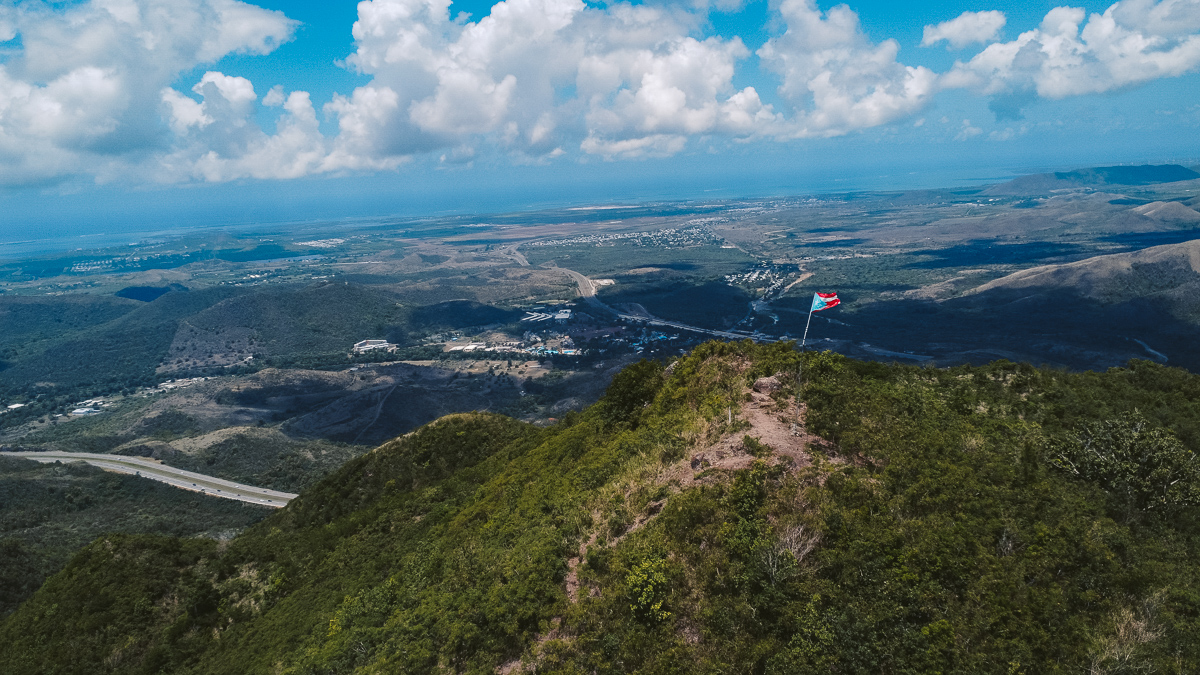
left=943, top=0, right=1200, bottom=99
left=158, top=72, right=330, bottom=181
left=2, top=0, right=1200, bottom=186
left=322, top=0, right=777, bottom=165
left=757, top=0, right=936, bottom=137
left=0, top=0, right=296, bottom=185
left=922, top=11, right=1006, bottom=49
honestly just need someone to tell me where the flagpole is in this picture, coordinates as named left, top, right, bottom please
left=800, top=304, right=814, bottom=352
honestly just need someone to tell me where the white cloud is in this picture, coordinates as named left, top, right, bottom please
left=0, top=0, right=295, bottom=185
left=196, top=0, right=297, bottom=61
left=159, top=72, right=330, bottom=181
left=2, top=0, right=1200, bottom=186
left=0, top=12, right=14, bottom=43
left=757, top=0, right=936, bottom=137
left=191, top=91, right=325, bottom=181
left=162, top=88, right=212, bottom=133
left=580, top=133, right=688, bottom=159
left=262, top=85, right=286, bottom=107
left=955, top=118, right=982, bottom=140
left=944, top=0, right=1200, bottom=99
left=324, top=0, right=774, bottom=166
left=922, top=11, right=1006, bottom=49
left=194, top=71, right=256, bottom=109
left=989, top=125, right=1027, bottom=140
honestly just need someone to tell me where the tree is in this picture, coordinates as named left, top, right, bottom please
left=1052, top=411, right=1200, bottom=517
left=598, top=359, right=664, bottom=428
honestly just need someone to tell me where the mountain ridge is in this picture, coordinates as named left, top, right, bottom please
left=3, top=343, right=1200, bottom=673
left=985, top=164, right=1200, bottom=195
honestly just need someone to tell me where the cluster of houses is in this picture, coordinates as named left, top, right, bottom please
left=446, top=343, right=581, bottom=357
left=2, top=377, right=217, bottom=422
left=67, top=397, right=118, bottom=416
left=526, top=224, right=723, bottom=249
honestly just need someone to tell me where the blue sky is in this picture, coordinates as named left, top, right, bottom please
left=1, top=0, right=1199, bottom=244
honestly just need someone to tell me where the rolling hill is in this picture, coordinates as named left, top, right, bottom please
left=965, top=237, right=1200, bottom=324
left=1133, top=201, right=1200, bottom=223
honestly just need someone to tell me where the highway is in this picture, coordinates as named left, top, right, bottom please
left=561, top=268, right=594, bottom=296
left=502, top=244, right=529, bottom=267
left=7, top=451, right=297, bottom=507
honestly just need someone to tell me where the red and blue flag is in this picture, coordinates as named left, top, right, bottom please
left=810, top=292, right=840, bottom=312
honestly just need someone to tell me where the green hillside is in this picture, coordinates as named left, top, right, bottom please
left=0, top=456, right=271, bottom=620
left=0, top=287, right=244, bottom=393
left=3, top=342, right=1200, bottom=673
left=180, top=282, right=410, bottom=358
left=0, top=284, right=531, bottom=430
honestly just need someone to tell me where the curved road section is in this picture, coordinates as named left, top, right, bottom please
left=7, top=451, right=297, bottom=508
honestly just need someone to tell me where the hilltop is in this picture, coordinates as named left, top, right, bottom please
left=3, top=342, right=1200, bottom=674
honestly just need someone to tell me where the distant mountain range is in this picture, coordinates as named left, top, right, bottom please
left=986, top=164, right=1200, bottom=195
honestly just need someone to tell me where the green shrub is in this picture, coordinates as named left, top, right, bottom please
left=742, top=434, right=771, bottom=457
left=626, top=556, right=671, bottom=623
left=1052, top=410, right=1200, bottom=517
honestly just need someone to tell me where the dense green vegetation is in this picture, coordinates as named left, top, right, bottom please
left=0, top=286, right=534, bottom=431
left=3, top=343, right=1200, bottom=673
left=0, top=288, right=245, bottom=428
left=1055, top=164, right=1200, bottom=186
left=409, top=300, right=524, bottom=330
left=0, top=456, right=270, bottom=619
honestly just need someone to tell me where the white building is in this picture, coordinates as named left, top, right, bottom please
left=353, top=339, right=395, bottom=353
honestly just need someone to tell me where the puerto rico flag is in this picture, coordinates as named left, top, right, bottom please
left=810, top=292, right=840, bottom=312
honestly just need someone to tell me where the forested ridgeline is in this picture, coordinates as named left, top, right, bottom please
left=2, top=342, right=1199, bottom=674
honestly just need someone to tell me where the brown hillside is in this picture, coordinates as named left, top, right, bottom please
left=1133, top=201, right=1200, bottom=223
left=965, top=239, right=1200, bottom=323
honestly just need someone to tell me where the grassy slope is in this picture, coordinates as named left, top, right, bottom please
left=2, top=344, right=1200, bottom=673
left=0, top=456, right=271, bottom=619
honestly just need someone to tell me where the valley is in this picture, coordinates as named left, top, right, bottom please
left=3, top=163, right=1200, bottom=627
